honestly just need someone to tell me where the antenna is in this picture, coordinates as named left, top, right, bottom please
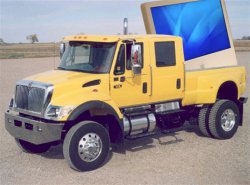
left=123, top=18, right=128, bottom=35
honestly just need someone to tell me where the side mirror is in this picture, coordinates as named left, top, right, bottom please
left=60, top=43, right=65, bottom=58
left=132, top=63, right=142, bottom=75
left=131, top=44, right=142, bottom=75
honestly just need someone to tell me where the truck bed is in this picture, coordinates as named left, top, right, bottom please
left=182, top=66, right=246, bottom=106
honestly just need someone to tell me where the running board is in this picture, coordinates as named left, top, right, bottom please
left=125, top=126, right=187, bottom=140
left=125, top=131, right=156, bottom=140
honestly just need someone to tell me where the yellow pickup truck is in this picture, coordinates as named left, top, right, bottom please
left=5, top=35, right=247, bottom=171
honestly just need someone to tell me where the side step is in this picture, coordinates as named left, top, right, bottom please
left=161, top=126, right=186, bottom=134
left=125, top=126, right=187, bottom=140
left=125, top=131, right=156, bottom=140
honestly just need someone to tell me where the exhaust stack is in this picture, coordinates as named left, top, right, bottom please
left=123, top=18, right=128, bottom=35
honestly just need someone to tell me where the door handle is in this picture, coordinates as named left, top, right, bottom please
left=176, top=79, right=181, bottom=89
left=143, top=82, right=147, bottom=94
left=120, top=76, right=126, bottom=82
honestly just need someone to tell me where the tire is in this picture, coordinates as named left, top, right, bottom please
left=198, top=105, right=212, bottom=137
left=63, top=121, right=110, bottom=171
left=15, top=139, right=51, bottom=153
left=208, top=100, right=240, bottom=139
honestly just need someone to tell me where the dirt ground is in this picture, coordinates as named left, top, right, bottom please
left=0, top=40, right=249, bottom=59
left=0, top=43, right=59, bottom=59
left=0, top=53, right=249, bottom=185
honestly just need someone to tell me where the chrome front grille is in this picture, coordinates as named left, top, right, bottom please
left=28, top=87, right=45, bottom=112
left=15, top=85, right=29, bottom=110
left=15, top=85, right=45, bottom=113
left=14, top=80, right=53, bottom=115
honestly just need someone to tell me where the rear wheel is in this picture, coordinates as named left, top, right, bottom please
left=63, top=121, right=110, bottom=171
left=198, top=105, right=212, bottom=137
left=15, top=139, right=51, bottom=153
left=208, top=100, right=239, bottom=139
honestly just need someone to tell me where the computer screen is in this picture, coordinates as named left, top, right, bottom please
left=150, top=0, right=231, bottom=61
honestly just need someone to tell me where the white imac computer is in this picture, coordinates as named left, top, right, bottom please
left=141, top=0, right=237, bottom=70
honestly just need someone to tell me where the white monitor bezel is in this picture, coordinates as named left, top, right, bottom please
left=141, top=0, right=237, bottom=70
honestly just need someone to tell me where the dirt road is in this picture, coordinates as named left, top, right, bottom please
left=0, top=53, right=249, bottom=185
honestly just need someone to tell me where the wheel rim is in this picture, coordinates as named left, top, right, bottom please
left=221, top=109, right=236, bottom=132
left=78, top=133, right=102, bottom=162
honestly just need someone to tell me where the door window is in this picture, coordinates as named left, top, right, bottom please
left=155, top=41, right=176, bottom=67
left=114, top=44, right=125, bottom=75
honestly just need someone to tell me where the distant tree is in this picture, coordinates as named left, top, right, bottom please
left=0, top=38, right=5, bottom=44
left=242, top=36, right=250, bottom=40
left=26, top=34, right=39, bottom=43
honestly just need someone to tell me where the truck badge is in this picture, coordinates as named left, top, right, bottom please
left=28, top=82, right=33, bottom=91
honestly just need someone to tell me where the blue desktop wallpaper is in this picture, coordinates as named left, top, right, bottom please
left=151, top=0, right=231, bottom=61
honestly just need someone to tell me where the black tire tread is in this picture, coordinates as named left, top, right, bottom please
left=198, top=105, right=212, bottom=137
left=63, top=121, right=110, bottom=171
left=63, top=121, right=90, bottom=171
left=208, top=100, right=231, bottom=139
left=15, top=139, right=51, bottom=153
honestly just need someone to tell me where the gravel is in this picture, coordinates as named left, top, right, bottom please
left=0, top=53, right=249, bottom=185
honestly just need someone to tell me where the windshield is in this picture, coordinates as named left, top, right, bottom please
left=59, top=41, right=116, bottom=73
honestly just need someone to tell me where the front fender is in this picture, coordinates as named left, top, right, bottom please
left=67, top=100, right=124, bottom=131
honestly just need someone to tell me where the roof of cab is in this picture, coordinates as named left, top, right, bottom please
left=63, top=34, right=181, bottom=42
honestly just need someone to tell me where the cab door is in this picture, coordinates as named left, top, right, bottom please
left=110, top=40, right=151, bottom=108
left=149, top=38, right=184, bottom=102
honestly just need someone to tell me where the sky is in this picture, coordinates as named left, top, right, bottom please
left=0, top=0, right=249, bottom=43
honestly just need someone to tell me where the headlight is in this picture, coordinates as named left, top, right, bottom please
left=9, top=96, right=15, bottom=109
left=44, top=105, right=76, bottom=120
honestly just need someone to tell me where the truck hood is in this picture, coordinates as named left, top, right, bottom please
left=23, top=70, right=110, bottom=105
left=24, top=70, right=103, bottom=85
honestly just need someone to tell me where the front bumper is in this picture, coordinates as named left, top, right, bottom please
left=5, top=111, right=64, bottom=145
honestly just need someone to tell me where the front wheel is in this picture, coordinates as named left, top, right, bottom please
left=63, top=121, right=110, bottom=171
left=208, top=100, right=240, bottom=139
left=15, top=139, right=51, bottom=153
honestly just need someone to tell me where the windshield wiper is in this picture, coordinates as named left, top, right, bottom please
left=57, top=67, right=66, bottom=70
left=67, top=69, right=85, bottom=72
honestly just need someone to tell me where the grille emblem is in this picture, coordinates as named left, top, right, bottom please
left=28, top=82, right=33, bottom=91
